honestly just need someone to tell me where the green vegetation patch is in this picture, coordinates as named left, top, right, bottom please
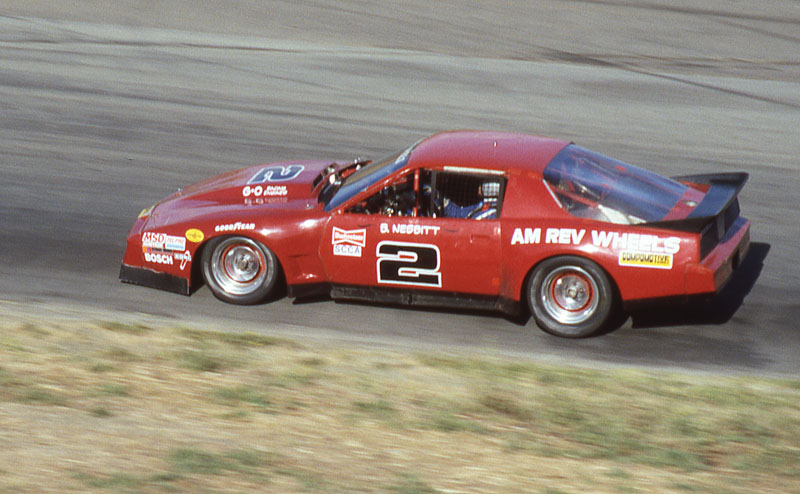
left=2, top=317, right=800, bottom=494
left=180, top=328, right=294, bottom=348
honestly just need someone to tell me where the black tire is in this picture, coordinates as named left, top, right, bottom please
left=201, top=236, right=280, bottom=305
left=527, top=256, right=615, bottom=338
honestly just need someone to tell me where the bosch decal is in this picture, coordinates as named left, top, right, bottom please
left=376, top=241, right=441, bottom=287
left=247, top=165, right=304, bottom=184
left=332, top=227, right=366, bottom=257
left=144, top=251, right=173, bottom=265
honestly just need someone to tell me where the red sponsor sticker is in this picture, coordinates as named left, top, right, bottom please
left=332, top=227, right=366, bottom=247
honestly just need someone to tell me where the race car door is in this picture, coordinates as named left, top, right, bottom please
left=320, top=168, right=505, bottom=298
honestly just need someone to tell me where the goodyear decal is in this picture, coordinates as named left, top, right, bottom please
left=619, top=251, right=673, bottom=269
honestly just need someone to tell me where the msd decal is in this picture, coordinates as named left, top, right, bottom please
left=142, top=232, right=186, bottom=252
left=247, top=164, right=304, bottom=184
left=332, top=227, right=366, bottom=257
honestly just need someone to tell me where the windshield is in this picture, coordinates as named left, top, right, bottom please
left=324, top=142, right=417, bottom=211
left=543, top=145, right=687, bottom=224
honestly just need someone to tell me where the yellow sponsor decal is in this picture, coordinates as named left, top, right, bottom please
left=185, top=228, right=204, bottom=243
left=619, top=251, right=673, bottom=269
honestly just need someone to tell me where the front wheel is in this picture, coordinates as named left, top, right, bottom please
left=527, top=256, right=615, bottom=338
left=201, top=236, right=280, bottom=305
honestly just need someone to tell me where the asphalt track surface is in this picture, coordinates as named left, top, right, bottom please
left=1, top=2, right=799, bottom=375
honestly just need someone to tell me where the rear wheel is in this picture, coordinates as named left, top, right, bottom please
left=527, top=256, right=615, bottom=338
left=201, top=236, right=280, bottom=305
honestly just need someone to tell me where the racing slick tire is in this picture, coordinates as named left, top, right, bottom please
left=527, top=256, right=615, bottom=338
left=201, top=236, right=281, bottom=305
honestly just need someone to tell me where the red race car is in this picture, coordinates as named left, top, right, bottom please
left=120, top=131, right=750, bottom=337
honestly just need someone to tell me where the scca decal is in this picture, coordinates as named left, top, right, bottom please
left=332, top=227, right=366, bottom=257
left=247, top=165, right=304, bottom=184
left=376, top=241, right=441, bottom=287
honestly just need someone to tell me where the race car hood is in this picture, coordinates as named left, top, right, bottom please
left=145, top=160, right=337, bottom=225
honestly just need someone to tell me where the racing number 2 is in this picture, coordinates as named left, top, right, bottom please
left=376, top=241, right=441, bottom=287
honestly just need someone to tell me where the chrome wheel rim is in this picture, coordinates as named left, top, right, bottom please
left=210, top=238, right=270, bottom=296
left=539, top=266, right=598, bottom=325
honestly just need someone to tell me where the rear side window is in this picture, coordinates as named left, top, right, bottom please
left=543, top=145, right=686, bottom=224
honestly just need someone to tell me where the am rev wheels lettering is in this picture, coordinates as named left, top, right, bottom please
left=201, top=236, right=281, bottom=305
left=376, top=241, right=441, bottom=287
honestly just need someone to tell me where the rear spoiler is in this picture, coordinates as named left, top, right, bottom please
left=644, top=172, right=748, bottom=233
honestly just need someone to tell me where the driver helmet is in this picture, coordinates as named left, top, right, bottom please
left=481, top=181, right=501, bottom=199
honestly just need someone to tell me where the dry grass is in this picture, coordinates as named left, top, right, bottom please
left=1, top=316, right=799, bottom=493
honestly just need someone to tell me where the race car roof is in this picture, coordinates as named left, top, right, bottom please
left=409, top=130, right=570, bottom=174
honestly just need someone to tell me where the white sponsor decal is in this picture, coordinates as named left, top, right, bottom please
left=244, top=197, right=288, bottom=206
left=144, top=252, right=174, bottom=265
left=247, top=164, right=304, bottom=184
left=510, top=227, right=542, bottom=245
left=142, top=232, right=186, bottom=252
left=215, top=222, right=255, bottom=232
left=380, top=223, right=441, bottom=235
left=173, top=250, right=192, bottom=270
left=511, top=227, right=681, bottom=254
left=590, top=230, right=681, bottom=254
left=376, top=241, right=442, bottom=287
left=242, top=184, right=288, bottom=197
left=332, top=227, right=366, bottom=257
left=333, top=244, right=362, bottom=257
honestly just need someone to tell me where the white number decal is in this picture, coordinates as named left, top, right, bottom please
left=376, top=241, right=441, bottom=287
left=247, top=165, right=304, bottom=184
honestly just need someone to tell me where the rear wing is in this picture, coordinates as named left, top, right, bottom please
left=645, top=172, right=748, bottom=259
left=645, top=172, right=748, bottom=233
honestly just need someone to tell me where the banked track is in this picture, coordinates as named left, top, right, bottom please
left=1, top=2, right=799, bottom=375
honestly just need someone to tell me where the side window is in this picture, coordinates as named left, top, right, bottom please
left=346, top=173, right=416, bottom=217
left=345, top=168, right=506, bottom=220
left=421, top=170, right=506, bottom=220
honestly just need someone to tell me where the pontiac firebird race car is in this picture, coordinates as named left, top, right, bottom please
left=120, top=131, right=750, bottom=338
